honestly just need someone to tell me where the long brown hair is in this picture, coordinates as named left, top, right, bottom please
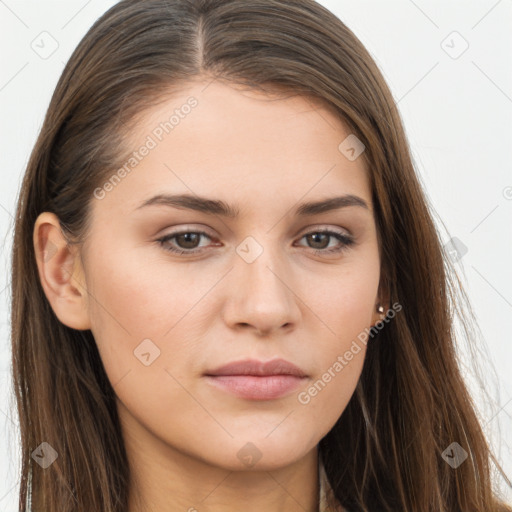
left=11, top=0, right=510, bottom=510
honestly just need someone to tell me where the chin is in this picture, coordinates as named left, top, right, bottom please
left=189, top=429, right=318, bottom=472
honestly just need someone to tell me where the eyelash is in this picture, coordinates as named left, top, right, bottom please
left=156, top=228, right=355, bottom=257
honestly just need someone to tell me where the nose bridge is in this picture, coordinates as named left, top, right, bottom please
left=225, top=233, right=300, bottom=333
left=236, top=234, right=289, bottom=299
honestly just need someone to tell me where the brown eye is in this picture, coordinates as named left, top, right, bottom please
left=296, top=229, right=355, bottom=255
left=157, top=231, right=212, bottom=255
left=156, top=228, right=355, bottom=257
left=174, top=233, right=202, bottom=249
left=305, top=232, right=330, bottom=250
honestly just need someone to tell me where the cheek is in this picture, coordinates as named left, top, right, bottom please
left=296, top=351, right=365, bottom=436
left=85, top=246, right=183, bottom=336
left=306, top=263, right=379, bottom=344
left=87, top=245, right=215, bottom=330
left=295, top=314, right=368, bottom=433
left=83, top=248, right=169, bottom=380
left=296, top=261, right=378, bottom=421
left=84, top=246, right=220, bottom=404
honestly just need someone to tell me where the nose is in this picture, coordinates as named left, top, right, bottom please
left=221, top=245, right=301, bottom=337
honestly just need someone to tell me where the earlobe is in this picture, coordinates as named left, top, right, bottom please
left=370, top=304, right=385, bottom=328
left=372, top=277, right=391, bottom=326
left=33, top=212, right=91, bottom=331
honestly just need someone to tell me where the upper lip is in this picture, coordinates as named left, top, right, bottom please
left=204, top=358, right=308, bottom=378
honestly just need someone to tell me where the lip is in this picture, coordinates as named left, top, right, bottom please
left=204, top=358, right=308, bottom=401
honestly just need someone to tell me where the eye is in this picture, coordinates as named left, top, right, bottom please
left=294, top=228, right=355, bottom=255
left=156, top=228, right=355, bottom=256
left=157, top=230, right=213, bottom=255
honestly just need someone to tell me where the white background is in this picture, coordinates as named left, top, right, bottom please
left=0, top=0, right=511, bottom=509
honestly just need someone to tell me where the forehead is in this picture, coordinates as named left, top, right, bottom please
left=96, top=79, right=372, bottom=219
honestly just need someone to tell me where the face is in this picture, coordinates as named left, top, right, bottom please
left=51, top=80, right=383, bottom=471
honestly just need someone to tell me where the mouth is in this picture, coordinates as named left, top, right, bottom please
left=203, top=358, right=308, bottom=401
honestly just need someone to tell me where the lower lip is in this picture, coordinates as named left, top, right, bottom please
left=204, top=375, right=306, bottom=400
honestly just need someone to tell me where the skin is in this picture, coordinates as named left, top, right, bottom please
left=34, top=78, right=387, bottom=512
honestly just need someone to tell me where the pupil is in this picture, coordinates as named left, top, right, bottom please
left=178, top=233, right=199, bottom=248
left=309, top=233, right=328, bottom=249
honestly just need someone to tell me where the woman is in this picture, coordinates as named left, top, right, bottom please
left=10, top=0, right=510, bottom=510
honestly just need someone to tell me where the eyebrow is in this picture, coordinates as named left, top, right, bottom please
left=135, top=193, right=370, bottom=217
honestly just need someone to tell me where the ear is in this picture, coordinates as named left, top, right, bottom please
left=33, top=212, right=91, bottom=331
